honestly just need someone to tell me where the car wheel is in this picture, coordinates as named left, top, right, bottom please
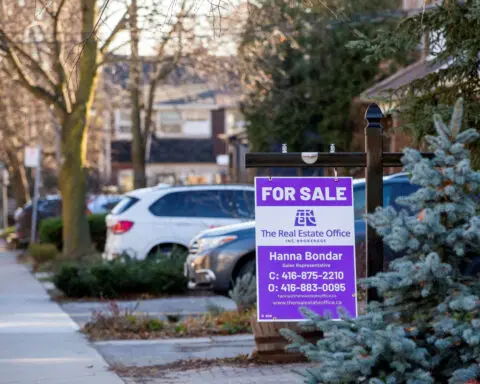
left=234, top=259, right=256, bottom=283
left=146, top=244, right=187, bottom=261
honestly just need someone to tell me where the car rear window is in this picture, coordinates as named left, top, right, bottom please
left=110, top=196, right=139, bottom=215
left=149, top=190, right=237, bottom=218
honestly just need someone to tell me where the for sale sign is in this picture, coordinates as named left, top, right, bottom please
left=255, top=177, right=357, bottom=322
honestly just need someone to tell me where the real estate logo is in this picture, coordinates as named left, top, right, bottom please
left=294, top=209, right=316, bottom=227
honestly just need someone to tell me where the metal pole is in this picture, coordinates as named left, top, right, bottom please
left=30, top=146, right=42, bottom=244
left=2, top=169, right=8, bottom=230
left=365, top=104, right=384, bottom=302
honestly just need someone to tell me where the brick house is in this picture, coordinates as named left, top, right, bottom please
left=351, top=0, right=444, bottom=176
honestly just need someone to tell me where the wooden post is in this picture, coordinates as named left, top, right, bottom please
left=365, top=104, right=384, bottom=302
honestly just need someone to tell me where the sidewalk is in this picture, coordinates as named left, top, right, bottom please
left=94, top=335, right=256, bottom=367
left=0, top=250, right=124, bottom=384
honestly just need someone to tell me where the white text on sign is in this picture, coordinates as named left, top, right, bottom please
left=261, top=186, right=347, bottom=202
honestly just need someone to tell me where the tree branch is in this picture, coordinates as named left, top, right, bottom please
left=1, top=50, right=66, bottom=116
left=52, top=0, right=72, bottom=112
left=100, top=7, right=129, bottom=54
left=0, top=27, right=58, bottom=91
left=74, top=0, right=100, bottom=107
left=35, top=0, right=56, bottom=19
left=143, top=6, right=187, bottom=141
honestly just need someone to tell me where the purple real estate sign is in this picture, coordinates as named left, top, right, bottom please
left=255, top=177, right=357, bottom=322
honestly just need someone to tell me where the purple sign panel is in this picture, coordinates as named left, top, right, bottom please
left=256, top=177, right=353, bottom=207
left=255, top=177, right=357, bottom=322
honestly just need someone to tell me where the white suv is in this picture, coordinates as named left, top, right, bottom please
left=103, top=185, right=255, bottom=260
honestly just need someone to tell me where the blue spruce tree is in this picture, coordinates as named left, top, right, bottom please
left=281, top=99, right=480, bottom=384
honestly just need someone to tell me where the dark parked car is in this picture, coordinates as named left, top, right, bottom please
left=185, top=173, right=480, bottom=293
left=15, top=194, right=121, bottom=246
left=15, top=195, right=62, bottom=246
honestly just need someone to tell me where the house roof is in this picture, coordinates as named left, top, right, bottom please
left=156, top=89, right=218, bottom=106
left=359, top=58, right=447, bottom=102
left=111, top=138, right=216, bottom=164
left=101, top=56, right=242, bottom=107
left=103, top=55, right=240, bottom=90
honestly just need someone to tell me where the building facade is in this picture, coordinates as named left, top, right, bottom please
left=98, top=60, right=241, bottom=190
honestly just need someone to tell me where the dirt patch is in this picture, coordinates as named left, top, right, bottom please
left=111, top=354, right=285, bottom=378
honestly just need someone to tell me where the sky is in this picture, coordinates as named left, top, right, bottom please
left=102, top=0, right=244, bottom=57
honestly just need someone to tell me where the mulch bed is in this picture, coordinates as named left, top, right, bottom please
left=111, top=354, right=291, bottom=378
left=52, top=290, right=217, bottom=303
left=83, top=309, right=253, bottom=341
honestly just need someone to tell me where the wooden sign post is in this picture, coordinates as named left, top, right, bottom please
left=245, top=103, right=434, bottom=302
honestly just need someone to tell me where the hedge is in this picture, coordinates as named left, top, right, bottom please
left=28, top=243, right=59, bottom=271
left=53, top=253, right=188, bottom=298
left=39, top=214, right=107, bottom=252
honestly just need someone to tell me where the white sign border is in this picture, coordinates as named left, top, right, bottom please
left=254, top=176, right=358, bottom=322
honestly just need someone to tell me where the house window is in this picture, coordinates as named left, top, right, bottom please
left=118, top=124, right=131, bottom=134
left=184, top=110, right=210, bottom=122
left=158, top=111, right=182, bottom=134
left=115, top=109, right=132, bottom=136
left=120, top=110, right=131, bottom=121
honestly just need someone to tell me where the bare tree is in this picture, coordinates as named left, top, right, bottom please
left=126, top=0, right=201, bottom=189
left=0, top=0, right=127, bottom=259
left=0, top=77, right=31, bottom=207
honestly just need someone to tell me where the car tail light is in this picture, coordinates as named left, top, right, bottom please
left=111, top=220, right=134, bottom=234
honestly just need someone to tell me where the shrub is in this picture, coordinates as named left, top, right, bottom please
left=39, top=218, right=63, bottom=249
left=53, top=253, right=188, bottom=298
left=28, top=243, right=59, bottom=271
left=283, top=99, right=480, bottom=383
left=229, top=272, right=257, bottom=313
left=89, top=214, right=108, bottom=251
left=39, top=214, right=107, bottom=252
left=0, top=226, right=15, bottom=239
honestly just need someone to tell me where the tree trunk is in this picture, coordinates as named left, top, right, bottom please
left=5, top=149, right=30, bottom=207
left=132, top=134, right=147, bottom=188
left=9, top=164, right=30, bottom=208
left=470, top=141, right=480, bottom=171
left=56, top=0, right=98, bottom=260
left=59, top=111, right=93, bottom=260
left=129, top=0, right=147, bottom=189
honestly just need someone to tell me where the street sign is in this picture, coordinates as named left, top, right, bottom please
left=24, top=146, right=41, bottom=168
left=255, top=177, right=357, bottom=322
left=24, top=145, right=42, bottom=243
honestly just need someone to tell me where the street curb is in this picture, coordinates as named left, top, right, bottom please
left=93, top=334, right=254, bottom=347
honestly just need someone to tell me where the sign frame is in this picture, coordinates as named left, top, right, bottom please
left=246, top=104, right=435, bottom=302
left=254, top=176, right=358, bottom=322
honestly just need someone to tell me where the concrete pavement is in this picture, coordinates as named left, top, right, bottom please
left=122, top=363, right=311, bottom=384
left=94, top=335, right=256, bottom=367
left=0, top=250, right=125, bottom=384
